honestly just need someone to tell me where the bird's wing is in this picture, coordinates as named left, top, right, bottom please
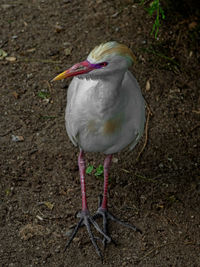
left=99, top=70, right=145, bottom=154
left=120, top=70, right=145, bottom=151
left=65, top=78, right=80, bottom=146
left=127, top=71, right=145, bottom=150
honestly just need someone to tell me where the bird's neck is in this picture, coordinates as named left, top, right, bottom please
left=91, top=71, right=126, bottom=115
left=75, top=68, right=127, bottom=116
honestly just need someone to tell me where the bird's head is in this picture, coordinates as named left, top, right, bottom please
left=52, top=41, right=136, bottom=81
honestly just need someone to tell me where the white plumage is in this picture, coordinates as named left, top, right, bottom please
left=66, top=69, right=145, bottom=154
left=53, top=41, right=146, bottom=258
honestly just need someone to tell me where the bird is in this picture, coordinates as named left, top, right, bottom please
left=52, top=41, right=145, bottom=259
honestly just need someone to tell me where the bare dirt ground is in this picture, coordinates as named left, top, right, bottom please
left=0, top=1, right=199, bottom=266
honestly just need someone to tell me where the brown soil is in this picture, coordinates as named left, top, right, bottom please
left=0, top=1, right=199, bottom=266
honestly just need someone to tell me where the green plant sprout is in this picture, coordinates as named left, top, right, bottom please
left=94, top=164, right=104, bottom=177
left=86, top=164, right=104, bottom=177
left=141, top=0, right=165, bottom=38
left=37, top=90, right=50, bottom=99
left=86, top=165, right=94, bottom=174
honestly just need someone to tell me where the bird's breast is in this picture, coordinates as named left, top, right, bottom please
left=86, top=111, right=123, bottom=135
left=71, top=77, right=121, bottom=117
left=66, top=77, right=125, bottom=150
left=102, top=113, right=123, bottom=135
left=65, top=72, right=145, bottom=154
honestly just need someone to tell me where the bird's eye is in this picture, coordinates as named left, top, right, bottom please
left=93, top=62, right=108, bottom=69
left=99, top=62, right=108, bottom=67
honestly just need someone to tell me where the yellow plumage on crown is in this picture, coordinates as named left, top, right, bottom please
left=87, top=41, right=136, bottom=65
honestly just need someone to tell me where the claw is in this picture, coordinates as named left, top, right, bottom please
left=93, top=200, right=142, bottom=248
left=64, top=210, right=110, bottom=259
left=105, top=210, right=142, bottom=234
left=64, top=217, right=83, bottom=251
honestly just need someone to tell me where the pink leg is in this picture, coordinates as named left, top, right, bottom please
left=101, top=154, right=112, bottom=210
left=65, top=149, right=111, bottom=259
left=78, top=149, right=88, bottom=211
left=93, top=154, right=141, bottom=247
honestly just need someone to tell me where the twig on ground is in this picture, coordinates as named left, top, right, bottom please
left=190, top=124, right=200, bottom=132
left=45, top=80, right=53, bottom=94
left=19, top=57, right=62, bottom=64
left=192, top=109, right=200, bottom=114
left=136, top=102, right=152, bottom=161
left=0, top=126, right=21, bottom=137
left=137, top=239, right=197, bottom=262
left=138, top=242, right=175, bottom=261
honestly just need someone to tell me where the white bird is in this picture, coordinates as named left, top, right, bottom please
left=53, top=41, right=145, bottom=259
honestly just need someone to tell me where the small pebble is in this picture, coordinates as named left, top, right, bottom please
left=159, top=163, right=164, bottom=168
left=27, top=73, right=33, bottom=79
left=55, top=245, right=61, bottom=253
left=11, top=135, right=24, bottom=142
left=63, top=42, right=71, bottom=47
left=112, top=157, right=118, bottom=163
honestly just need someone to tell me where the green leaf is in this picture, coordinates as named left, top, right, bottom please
left=94, top=164, right=104, bottom=176
left=86, top=165, right=94, bottom=174
left=160, top=7, right=165, bottom=19
left=37, top=91, right=50, bottom=99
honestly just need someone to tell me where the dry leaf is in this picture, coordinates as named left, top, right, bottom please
left=146, top=80, right=151, bottom=91
left=44, top=201, right=54, bottom=210
left=64, top=47, right=72, bottom=56
left=0, top=49, right=8, bottom=60
left=188, top=21, right=197, bottom=30
left=12, top=91, right=19, bottom=99
left=6, top=56, right=16, bottom=62
left=26, top=48, right=36, bottom=53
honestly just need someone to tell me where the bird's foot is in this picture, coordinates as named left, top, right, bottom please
left=64, top=210, right=111, bottom=260
left=93, top=196, right=142, bottom=247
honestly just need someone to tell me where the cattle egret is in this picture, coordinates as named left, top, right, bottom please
left=53, top=41, right=145, bottom=259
